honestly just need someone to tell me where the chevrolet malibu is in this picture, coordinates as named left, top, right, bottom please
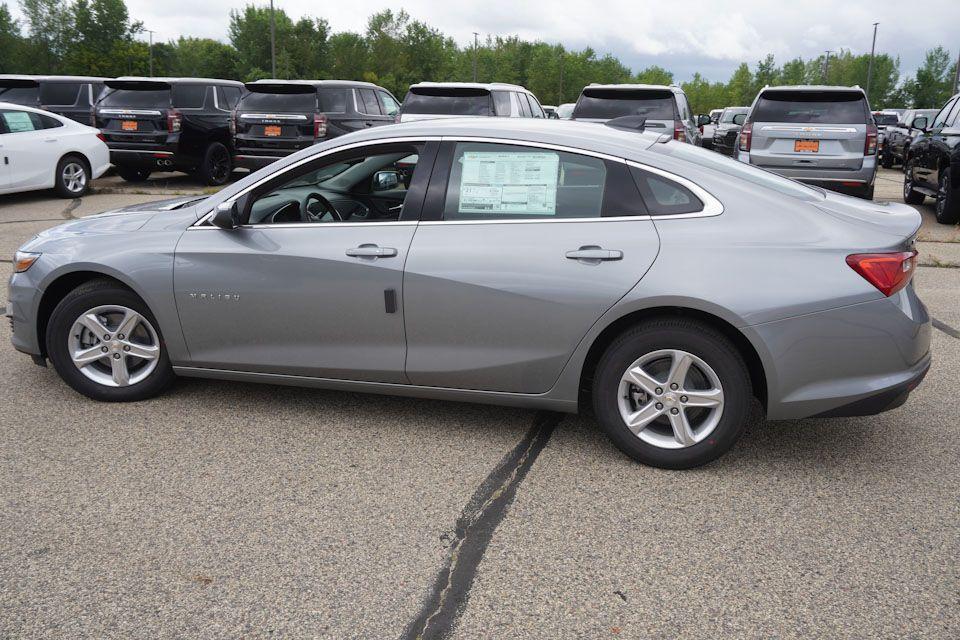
left=7, top=119, right=930, bottom=469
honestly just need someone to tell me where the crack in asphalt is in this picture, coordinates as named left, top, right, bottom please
left=61, top=198, right=82, bottom=219
left=932, top=317, right=960, bottom=339
left=402, top=411, right=561, bottom=640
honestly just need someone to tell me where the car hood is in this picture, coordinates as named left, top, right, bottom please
left=814, top=190, right=921, bottom=242
left=32, top=196, right=206, bottom=240
left=85, top=195, right=208, bottom=217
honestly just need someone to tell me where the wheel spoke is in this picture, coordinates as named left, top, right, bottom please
left=72, top=345, right=106, bottom=368
left=123, top=341, right=159, bottom=361
left=111, top=355, right=130, bottom=386
left=668, top=409, right=697, bottom=447
left=682, top=388, right=724, bottom=409
left=667, top=351, right=694, bottom=387
left=78, top=313, right=109, bottom=337
left=622, top=365, right=661, bottom=396
left=115, top=309, right=142, bottom=338
left=624, top=402, right=663, bottom=435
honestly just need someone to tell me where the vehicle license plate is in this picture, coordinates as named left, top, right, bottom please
left=264, top=125, right=282, bottom=137
left=121, top=120, right=138, bottom=131
left=794, top=139, right=819, bottom=152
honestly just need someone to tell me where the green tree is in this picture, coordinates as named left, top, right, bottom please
left=904, top=46, right=956, bottom=108
left=327, top=32, right=368, bottom=81
left=635, top=65, right=673, bottom=85
left=726, top=63, right=754, bottom=106
left=166, top=37, right=238, bottom=79
left=0, top=3, right=25, bottom=73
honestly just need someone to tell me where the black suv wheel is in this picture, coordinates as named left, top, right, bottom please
left=199, top=142, right=232, bottom=186
left=903, top=159, right=925, bottom=205
left=935, top=168, right=960, bottom=224
left=116, top=167, right=151, bottom=182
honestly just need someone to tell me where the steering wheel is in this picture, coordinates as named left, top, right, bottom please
left=302, top=192, right=342, bottom=222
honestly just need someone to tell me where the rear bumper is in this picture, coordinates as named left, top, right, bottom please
left=812, top=360, right=929, bottom=418
left=738, top=152, right=877, bottom=186
left=109, top=147, right=183, bottom=170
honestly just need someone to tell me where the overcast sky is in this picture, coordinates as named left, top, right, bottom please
left=11, top=0, right=960, bottom=81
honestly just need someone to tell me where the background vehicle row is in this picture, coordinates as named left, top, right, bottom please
left=903, top=91, right=960, bottom=223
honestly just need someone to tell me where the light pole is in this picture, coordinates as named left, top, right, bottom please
left=954, top=49, right=960, bottom=93
left=472, top=32, right=479, bottom=82
left=866, top=22, right=879, bottom=103
left=146, top=29, right=155, bottom=76
left=269, top=0, right=277, bottom=78
left=823, top=50, right=833, bottom=82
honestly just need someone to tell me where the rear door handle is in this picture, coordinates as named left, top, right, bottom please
left=44, top=138, right=57, bottom=143
left=565, top=246, right=623, bottom=262
left=346, top=244, right=398, bottom=258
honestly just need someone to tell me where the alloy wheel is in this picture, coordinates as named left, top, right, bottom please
left=937, top=172, right=950, bottom=217
left=210, top=148, right=230, bottom=183
left=67, top=305, right=160, bottom=387
left=617, top=349, right=724, bottom=449
left=62, top=162, right=87, bottom=194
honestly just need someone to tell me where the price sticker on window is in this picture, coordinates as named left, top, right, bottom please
left=458, top=151, right=559, bottom=215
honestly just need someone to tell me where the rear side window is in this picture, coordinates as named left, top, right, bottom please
left=358, top=89, right=382, bottom=115
left=516, top=93, right=531, bottom=117
left=492, top=91, right=512, bottom=116
left=217, top=86, right=241, bottom=109
left=574, top=88, right=677, bottom=120
left=172, top=85, right=207, bottom=109
left=318, top=88, right=347, bottom=113
left=752, top=91, right=869, bottom=124
left=0, top=109, right=61, bottom=132
left=40, top=83, right=82, bottom=106
left=240, top=90, right=315, bottom=112
left=631, top=168, right=702, bottom=215
left=100, top=88, right=170, bottom=108
left=402, top=87, right=492, bottom=116
left=525, top=93, right=545, bottom=118
left=378, top=91, right=400, bottom=117
left=0, top=86, right=39, bottom=104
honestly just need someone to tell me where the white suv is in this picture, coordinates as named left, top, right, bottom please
left=398, top=82, right=546, bottom=122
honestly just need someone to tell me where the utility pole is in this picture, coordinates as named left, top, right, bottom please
left=558, top=51, right=564, bottom=104
left=146, top=29, right=155, bottom=76
left=866, top=23, right=879, bottom=103
left=472, top=32, right=479, bottom=82
left=269, top=0, right=277, bottom=78
left=823, top=50, right=833, bottom=82
left=954, top=49, right=960, bottom=93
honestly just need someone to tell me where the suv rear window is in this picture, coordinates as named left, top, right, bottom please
left=100, top=88, right=170, bottom=108
left=402, top=87, right=492, bottom=116
left=240, top=90, right=315, bottom=112
left=573, top=88, right=676, bottom=120
left=0, top=86, right=39, bottom=104
left=873, top=113, right=899, bottom=126
left=752, top=91, right=869, bottom=124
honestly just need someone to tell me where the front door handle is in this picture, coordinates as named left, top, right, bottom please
left=346, top=244, right=398, bottom=258
left=565, top=246, right=623, bottom=263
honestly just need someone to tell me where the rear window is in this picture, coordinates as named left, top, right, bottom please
left=573, top=88, right=676, bottom=120
left=873, top=113, right=899, bottom=126
left=100, top=88, right=170, bottom=109
left=0, top=86, right=39, bottom=105
left=402, top=87, right=492, bottom=116
left=752, top=91, right=869, bottom=124
left=240, top=90, right=315, bottom=112
left=720, top=109, right=747, bottom=123
left=40, top=83, right=82, bottom=106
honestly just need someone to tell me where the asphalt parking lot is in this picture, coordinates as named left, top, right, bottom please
left=1, top=168, right=958, bottom=639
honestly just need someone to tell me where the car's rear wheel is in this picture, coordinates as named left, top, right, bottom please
left=881, top=149, right=893, bottom=169
left=935, top=169, right=960, bottom=224
left=199, top=142, right=232, bottom=186
left=855, top=182, right=875, bottom=200
left=54, top=155, right=89, bottom=198
left=46, top=280, right=174, bottom=402
left=903, top=159, right=925, bottom=205
left=116, top=167, right=151, bottom=182
left=592, top=319, right=751, bottom=469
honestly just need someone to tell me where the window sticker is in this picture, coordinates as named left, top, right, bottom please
left=458, top=151, right=559, bottom=214
left=3, top=111, right=36, bottom=133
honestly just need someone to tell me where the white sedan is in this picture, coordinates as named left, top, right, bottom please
left=0, top=101, right=109, bottom=198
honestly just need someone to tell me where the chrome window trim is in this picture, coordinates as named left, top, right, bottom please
left=759, top=125, right=859, bottom=134
left=239, top=113, right=309, bottom=121
left=99, top=108, right=163, bottom=116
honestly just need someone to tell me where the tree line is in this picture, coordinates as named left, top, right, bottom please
left=1, top=0, right=957, bottom=112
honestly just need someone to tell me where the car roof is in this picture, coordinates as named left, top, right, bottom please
left=408, top=81, right=530, bottom=92
left=760, top=84, right=865, bottom=94
left=0, top=74, right=107, bottom=85
left=110, top=76, right=244, bottom=87
left=583, top=83, right=682, bottom=93
left=245, top=79, right=381, bottom=90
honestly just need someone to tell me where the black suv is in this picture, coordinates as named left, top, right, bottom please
left=233, top=80, right=400, bottom=170
left=95, top=77, right=244, bottom=185
left=0, top=75, right=105, bottom=124
left=904, top=93, right=960, bottom=223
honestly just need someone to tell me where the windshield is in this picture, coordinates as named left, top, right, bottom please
left=663, top=142, right=823, bottom=200
left=720, top=109, right=747, bottom=123
left=402, top=88, right=492, bottom=115
left=574, top=89, right=675, bottom=120
left=753, top=91, right=868, bottom=124
left=0, top=86, right=39, bottom=104
left=240, top=91, right=315, bottom=112
left=100, top=89, right=170, bottom=109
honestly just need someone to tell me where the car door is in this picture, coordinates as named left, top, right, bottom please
left=0, top=109, right=63, bottom=190
left=0, top=120, right=8, bottom=190
left=402, top=139, right=661, bottom=394
left=173, top=139, right=438, bottom=382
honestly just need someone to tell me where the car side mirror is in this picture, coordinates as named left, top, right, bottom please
left=212, top=201, right=241, bottom=229
left=696, top=114, right=712, bottom=127
left=732, top=114, right=747, bottom=126
left=372, top=170, right=400, bottom=192
left=911, top=116, right=928, bottom=131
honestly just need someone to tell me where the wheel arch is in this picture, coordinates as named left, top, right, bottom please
left=54, top=151, right=91, bottom=182
left=577, top=306, right=769, bottom=413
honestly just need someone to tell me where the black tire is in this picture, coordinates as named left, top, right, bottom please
left=53, top=154, right=90, bottom=198
left=903, top=159, right=925, bottom=205
left=855, top=182, right=875, bottom=201
left=46, top=279, right=175, bottom=402
left=935, top=168, right=960, bottom=224
left=116, top=167, right=151, bottom=182
left=199, top=142, right=232, bottom=186
left=591, top=318, right=751, bottom=469
left=881, top=150, right=893, bottom=169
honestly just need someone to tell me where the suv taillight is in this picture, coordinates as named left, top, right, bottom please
left=673, top=120, right=685, bottom=142
left=229, top=111, right=236, bottom=135
left=846, top=251, right=917, bottom=297
left=738, top=122, right=752, bottom=152
left=864, top=123, right=878, bottom=155
left=314, top=113, right=328, bottom=138
left=167, top=109, right=182, bottom=133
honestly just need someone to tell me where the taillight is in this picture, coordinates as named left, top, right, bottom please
left=846, top=251, right=917, bottom=297
left=673, top=120, right=685, bottom=142
left=167, top=109, right=182, bottom=133
left=96, top=132, right=106, bottom=143
left=314, top=113, right=327, bottom=138
left=864, top=123, right=877, bottom=155
left=738, top=122, right=752, bottom=152
left=229, top=111, right=236, bottom=135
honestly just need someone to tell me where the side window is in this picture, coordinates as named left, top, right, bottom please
left=378, top=91, right=400, bottom=117
left=515, top=93, right=531, bottom=117
left=40, top=83, right=82, bottom=106
left=676, top=94, right=691, bottom=121
left=526, top=94, right=545, bottom=118
left=946, top=99, right=960, bottom=128
left=218, top=86, right=241, bottom=110
left=38, top=113, right=63, bottom=129
left=492, top=91, right=512, bottom=116
left=0, top=110, right=40, bottom=133
left=245, top=143, right=426, bottom=225
left=319, top=89, right=347, bottom=113
left=358, top=89, right=382, bottom=116
left=932, top=98, right=956, bottom=129
left=172, top=85, right=206, bottom=109
left=508, top=91, right=521, bottom=118
left=441, top=142, right=637, bottom=221
left=631, top=167, right=703, bottom=215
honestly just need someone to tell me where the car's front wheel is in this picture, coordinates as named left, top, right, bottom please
left=46, top=280, right=175, bottom=402
left=592, top=319, right=751, bottom=469
left=935, top=168, right=960, bottom=224
left=903, top=159, right=925, bottom=205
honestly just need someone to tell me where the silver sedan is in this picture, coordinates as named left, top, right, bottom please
left=7, top=118, right=931, bottom=468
